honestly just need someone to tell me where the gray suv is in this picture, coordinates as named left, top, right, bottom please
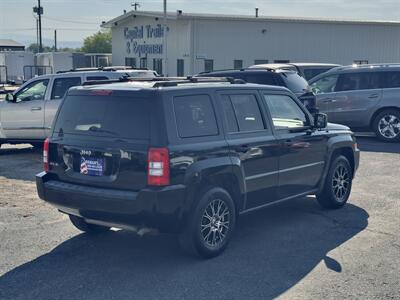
left=309, top=64, right=400, bottom=142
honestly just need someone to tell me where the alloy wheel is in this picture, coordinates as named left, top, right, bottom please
left=201, top=199, right=230, bottom=248
left=378, top=114, right=400, bottom=139
left=332, top=165, right=350, bottom=202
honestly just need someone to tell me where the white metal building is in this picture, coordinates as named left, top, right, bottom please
left=102, top=11, right=400, bottom=76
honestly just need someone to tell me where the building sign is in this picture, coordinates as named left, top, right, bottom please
left=124, top=24, right=164, bottom=56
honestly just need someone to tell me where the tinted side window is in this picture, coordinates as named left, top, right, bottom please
left=335, top=72, right=381, bottom=92
left=310, top=75, right=338, bottom=94
left=381, top=71, right=400, bottom=88
left=243, top=73, right=277, bottom=85
left=51, top=77, right=81, bottom=99
left=230, top=94, right=265, bottom=132
left=86, top=76, right=109, bottom=81
left=264, top=94, right=308, bottom=129
left=173, top=95, right=218, bottom=138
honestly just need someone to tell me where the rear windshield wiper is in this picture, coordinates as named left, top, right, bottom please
left=88, top=126, right=119, bottom=137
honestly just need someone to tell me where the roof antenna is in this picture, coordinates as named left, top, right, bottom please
left=255, top=7, right=259, bottom=18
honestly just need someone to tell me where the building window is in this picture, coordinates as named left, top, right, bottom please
left=177, top=59, right=184, bottom=76
left=140, top=57, right=148, bottom=69
left=354, top=60, right=369, bottom=65
left=234, top=60, right=243, bottom=69
left=153, top=58, right=163, bottom=75
left=125, top=57, right=136, bottom=68
left=204, top=59, right=214, bottom=72
left=254, top=59, right=268, bottom=65
left=274, top=60, right=290, bottom=63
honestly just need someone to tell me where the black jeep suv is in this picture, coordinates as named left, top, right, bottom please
left=36, top=77, right=360, bottom=258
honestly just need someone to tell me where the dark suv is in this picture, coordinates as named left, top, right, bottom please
left=197, top=68, right=310, bottom=97
left=36, top=77, right=360, bottom=258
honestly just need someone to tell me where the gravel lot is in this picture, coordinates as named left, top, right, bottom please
left=0, top=137, right=399, bottom=300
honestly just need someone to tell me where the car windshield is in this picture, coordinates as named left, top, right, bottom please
left=281, top=72, right=309, bottom=94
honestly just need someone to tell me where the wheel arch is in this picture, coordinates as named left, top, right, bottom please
left=182, top=157, right=245, bottom=222
left=318, top=135, right=356, bottom=193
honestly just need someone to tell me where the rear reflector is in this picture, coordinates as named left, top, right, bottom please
left=43, top=138, right=49, bottom=172
left=148, top=148, right=169, bottom=186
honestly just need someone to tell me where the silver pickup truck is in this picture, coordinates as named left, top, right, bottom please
left=0, top=68, right=157, bottom=148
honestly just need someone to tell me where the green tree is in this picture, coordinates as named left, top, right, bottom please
left=81, top=30, right=111, bottom=53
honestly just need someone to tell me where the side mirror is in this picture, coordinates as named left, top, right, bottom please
left=314, top=113, right=328, bottom=129
left=298, top=91, right=317, bottom=112
left=5, top=93, right=16, bottom=102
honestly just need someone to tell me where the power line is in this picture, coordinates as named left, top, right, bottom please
left=42, top=16, right=101, bottom=25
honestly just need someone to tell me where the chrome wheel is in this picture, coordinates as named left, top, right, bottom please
left=378, top=114, right=400, bottom=139
left=201, top=199, right=230, bottom=248
left=332, top=165, right=350, bottom=202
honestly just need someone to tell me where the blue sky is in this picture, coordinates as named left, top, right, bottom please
left=1, top=0, right=399, bottom=47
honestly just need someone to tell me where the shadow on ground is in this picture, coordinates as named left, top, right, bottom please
left=0, top=198, right=368, bottom=299
left=0, top=145, right=41, bottom=182
left=356, top=137, right=400, bottom=154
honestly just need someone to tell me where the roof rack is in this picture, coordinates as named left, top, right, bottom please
left=82, top=76, right=246, bottom=87
left=57, top=66, right=150, bottom=74
left=198, top=67, right=278, bottom=75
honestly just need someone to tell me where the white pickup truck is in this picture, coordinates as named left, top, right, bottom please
left=0, top=68, right=157, bottom=148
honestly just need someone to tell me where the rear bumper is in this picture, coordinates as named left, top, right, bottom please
left=36, top=172, right=186, bottom=232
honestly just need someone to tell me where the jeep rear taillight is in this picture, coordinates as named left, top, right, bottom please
left=43, top=138, right=49, bottom=172
left=148, top=148, right=170, bottom=186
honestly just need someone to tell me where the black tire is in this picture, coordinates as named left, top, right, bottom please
left=179, top=187, right=236, bottom=258
left=69, top=215, right=110, bottom=233
left=316, top=155, right=353, bottom=209
left=373, top=109, right=400, bottom=142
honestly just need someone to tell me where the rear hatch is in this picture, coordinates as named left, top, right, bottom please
left=48, top=87, right=164, bottom=191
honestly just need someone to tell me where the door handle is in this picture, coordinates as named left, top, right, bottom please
left=322, top=98, right=336, bottom=103
left=368, top=94, right=379, bottom=99
left=30, top=107, right=42, bottom=111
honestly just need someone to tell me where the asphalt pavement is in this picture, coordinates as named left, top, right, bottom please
left=0, top=137, right=399, bottom=299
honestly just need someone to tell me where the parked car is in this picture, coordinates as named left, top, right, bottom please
left=249, top=63, right=341, bottom=81
left=197, top=68, right=310, bottom=97
left=309, top=64, right=400, bottom=142
left=197, top=68, right=318, bottom=112
left=36, top=77, right=359, bottom=258
left=0, top=67, right=157, bottom=148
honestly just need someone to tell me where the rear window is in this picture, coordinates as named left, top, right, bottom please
left=380, top=71, right=400, bottom=89
left=51, top=77, right=81, bottom=99
left=243, top=73, right=277, bottom=85
left=281, top=72, right=309, bottom=94
left=53, top=95, right=150, bottom=140
left=173, top=95, right=218, bottom=138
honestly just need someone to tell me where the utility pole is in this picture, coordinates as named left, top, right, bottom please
left=163, top=0, right=167, bottom=76
left=131, top=2, right=140, bottom=11
left=33, top=0, right=43, bottom=52
left=54, top=30, right=57, bottom=52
